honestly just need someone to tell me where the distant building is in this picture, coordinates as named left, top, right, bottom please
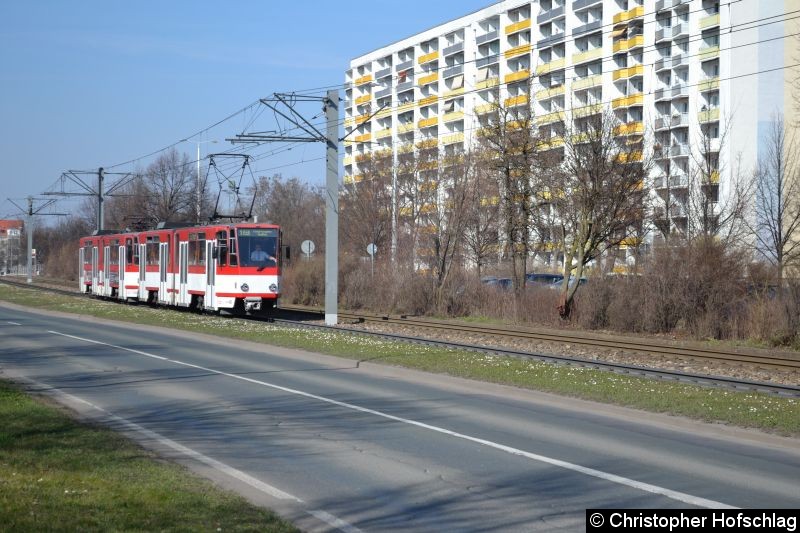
left=344, top=0, right=799, bottom=269
left=0, top=220, right=24, bottom=274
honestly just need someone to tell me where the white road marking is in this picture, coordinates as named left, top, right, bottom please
left=24, top=373, right=364, bottom=533
left=6, top=321, right=21, bottom=325
left=49, top=329, right=737, bottom=510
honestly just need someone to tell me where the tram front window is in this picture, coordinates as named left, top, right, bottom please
left=238, top=228, right=279, bottom=267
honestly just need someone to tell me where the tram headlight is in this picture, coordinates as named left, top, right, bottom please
left=269, top=283, right=278, bottom=293
left=241, top=283, right=249, bottom=292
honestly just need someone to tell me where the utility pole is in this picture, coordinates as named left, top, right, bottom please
left=228, top=92, right=343, bottom=325
left=324, top=90, right=339, bottom=325
left=44, top=168, right=136, bottom=232
left=7, top=197, right=65, bottom=283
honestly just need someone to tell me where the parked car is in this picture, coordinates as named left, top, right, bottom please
left=526, top=273, right=563, bottom=286
left=550, top=275, right=588, bottom=289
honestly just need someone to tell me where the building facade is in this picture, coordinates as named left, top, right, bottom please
left=0, top=220, right=24, bottom=275
left=344, top=0, right=798, bottom=266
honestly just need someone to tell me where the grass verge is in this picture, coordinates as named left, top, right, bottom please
left=1, top=283, right=798, bottom=436
left=0, top=380, right=297, bottom=532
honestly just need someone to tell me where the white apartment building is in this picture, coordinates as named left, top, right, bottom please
left=344, top=0, right=798, bottom=261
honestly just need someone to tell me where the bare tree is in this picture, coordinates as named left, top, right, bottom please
left=463, top=154, right=501, bottom=278
left=752, top=114, right=800, bottom=280
left=476, top=78, right=543, bottom=298
left=685, top=113, right=752, bottom=246
left=252, top=174, right=325, bottom=257
left=340, top=152, right=392, bottom=257
left=142, top=148, right=195, bottom=224
left=552, top=110, right=650, bottom=319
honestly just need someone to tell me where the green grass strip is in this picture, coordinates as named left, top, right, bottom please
left=0, top=380, right=297, bottom=532
left=1, top=284, right=798, bottom=436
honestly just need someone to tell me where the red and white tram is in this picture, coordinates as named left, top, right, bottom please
left=79, top=222, right=284, bottom=313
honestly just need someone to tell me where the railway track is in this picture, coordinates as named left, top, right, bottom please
left=3, top=278, right=799, bottom=397
left=281, top=305, right=800, bottom=372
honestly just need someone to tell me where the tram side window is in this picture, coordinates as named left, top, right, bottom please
left=83, top=243, right=92, bottom=265
left=188, top=233, right=206, bottom=266
left=229, top=230, right=238, bottom=266
left=126, top=237, right=139, bottom=265
left=216, top=230, right=228, bottom=266
left=146, top=236, right=160, bottom=266
left=109, top=239, right=119, bottom=263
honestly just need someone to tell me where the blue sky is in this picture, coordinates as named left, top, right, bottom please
left=0, top=0, right=491, bottom=218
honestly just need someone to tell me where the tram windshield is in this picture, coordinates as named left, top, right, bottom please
left=237, top=228, right=279, bottom=267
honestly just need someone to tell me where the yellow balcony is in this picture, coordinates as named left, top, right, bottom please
left=504, top=19, right=531, bottom=34
left=474, top=102, right=497, bottom=115
left=612, top=64, right=644, bottom=81
left=536, top=85, right=565, bottom=100
left=613, top=5, right=644, bottom=24
left=699, top=45, right=720, bottom=61
left=698, top=77, right=720, bottom=92
left=418, top=51, right=439, bottom=64
left=375, top=148, right=393, bottom=159
left=418, top=160, right=438, bottom=171
left=356, top=113, right=371, bottom=124
left=397, top=143, right=414, bottom=153
left=343, top=174, right=355, bottom=185
left=572, top=103, right=602, bottom=118
left=343, top=139, right=354, bottom=147
left=618, top=237, right=641, bottom=249
left=571, top=132, right=590, bottom=144
left=504, top=94, right=529, bottom=107
left=375, top=128, right=392, bottom=139
left=396, top=101, right=415, bottom=113
left=571, top=74, right=602, bottom=91
left=616, top=150, right=643, bottom=163
left=443, top=111, right=464, bottom=122
left=355, top=74, right=373, bottom=86
left=442, top=132, right=464, bottom=145
left=535, top=57, right=565, bottom=75
left=709, top=170, right=720, bottom=184
left=418, top=95, right=438, bottom=107
left=418, top=72, right=438, bottom=86
left=613, top=121, right=644, bottom=136
left=700, top=13, right=720, bottom=29
left=375, top=107, right=393, bottom=119
left=613, top=35, right=644, bottom=53
left=476, top=77, right=499, bottom=90
left=480, top=196, right=500, bottom=207
left=505, top=69, right=531, bottom=84
left=397, top=122, right=414, bottom=134
left=344, top=117, right=355, bottom=127
left=417, top=138, right=438, bottom=149
left=539, top=136, right=564, bottom=149
left=537, top=110, right=565, bottom=125
left=418, top=117, right=438, bottom=128
left=418, top=181, right=438, bottom=192
left=505, top=44, right=532, bottom=59
left=355, top=152, right=371, bottom=163
left=355, top=93, right=371, bottom=105
left=444, top=87, right=464, bottom=98
left=698, top=107, right=720, bottom=123
left=355, top=133, right=371, bottom=143
left=572, top=48, right=602, bottom=65
left=611, top=92, right=643, bottom=109
left=343, top=155, right=353, bottom=166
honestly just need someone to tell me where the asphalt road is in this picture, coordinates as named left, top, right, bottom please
left=1, top=303, right=799, bottom=532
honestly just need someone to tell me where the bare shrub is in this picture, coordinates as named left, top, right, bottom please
left=282, top=257, right=324, bottom=306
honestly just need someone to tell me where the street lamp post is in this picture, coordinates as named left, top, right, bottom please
left=195, top=140, right=218, bottom=224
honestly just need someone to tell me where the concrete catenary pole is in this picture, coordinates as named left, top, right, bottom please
left=97, top=167, right=105, bottom=232
left=26, top=197, right=33, bottom=284
left=324, top=90, right=339, bottom=326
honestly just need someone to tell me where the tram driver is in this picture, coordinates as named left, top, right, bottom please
left=250, top=244, right=276, bottom=264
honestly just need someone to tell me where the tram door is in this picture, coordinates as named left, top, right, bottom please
left=91, top=247, right=99, bottom=296
left=158, top=242, right=170, bottom=304
left=138, top=243, right=147, bottom=300
left=178, top=241, right=188, bottom=306
left=78, top=247, right=85, bottom=291
left=204, top=240, right=216, bottom=309
left=118, top=245, right=126, bottom=301
left=103, top=246, right=111, bottom=297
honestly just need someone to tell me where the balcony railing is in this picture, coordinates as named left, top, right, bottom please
left=571, top=73, right=602, bottom=91
left=537, top=4, right=565, bottom=24
left=505, top=69, right=531, bottom=84
left=505, top=44, right=532, bottom=59
left=537, top=32, right=565, bottom=48
left=442, top=64, right=464, bottom=79
left=572, top=19, right=601, bottom=37
left=672, top=22, right=689, bottom=38
left=572, top=47, right=602, bottom=65
left=476, top=55, right=499, bottom=68
left=573, top=0, right=601, bottom=10
left=418, top=51, right=439, bottom=65
left=476, top=29, right=499, bottom=45
left=535, top=57, right=565, bottom=75
left=613, top=5, right=644, bottom=24
left=700, top=13, right=720, bottom=29
left=375, top=86, right=392, bottom=99
left=443, top=42, right=464, bottom=56
left=395, top=59, right=413, bottom=72
left=699, top=45, right=720, bottom=61
left=698, top=77, right=720, bottom=92
left=505, top=19, right=531, bottom=35
left=612, top=64, right=644, bottom=80
left=613, top=34, right=644, bottom=53
left=698, top=107, right=720, bottom=123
